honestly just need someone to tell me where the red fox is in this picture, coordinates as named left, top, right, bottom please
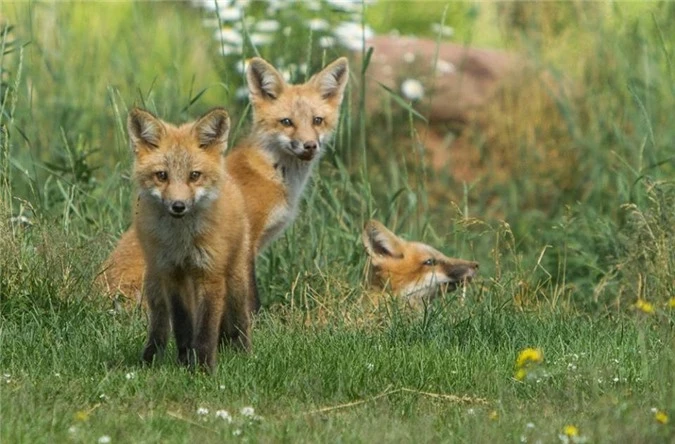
left=362, top=220, right=478, bottom=303
left=129, top=107, right=255, bottom=371
left=99, top=57, right=349, bottom=309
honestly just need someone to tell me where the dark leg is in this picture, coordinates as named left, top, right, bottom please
left=142, top=277, right=169, bottom=365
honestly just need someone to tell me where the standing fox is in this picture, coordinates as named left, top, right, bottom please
left=362, top=220, right=479, bottom=303
left=129, top=107, right=255, bottom=371
left=99, top=57, right=349, bottom=309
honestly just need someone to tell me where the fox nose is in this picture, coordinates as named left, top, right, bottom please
left=303, top=141, right=317, bottom=152
left=170, top=201, right=187, bottom=216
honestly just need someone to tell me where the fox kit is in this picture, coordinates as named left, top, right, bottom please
left=99, top=57, right=349, bottom=309
left=362, top=220, right=478, bottom=303
left=129, top=107, right=255, bottom=372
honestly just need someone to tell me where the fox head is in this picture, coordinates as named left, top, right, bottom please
left=362, top=220, right=479, bottom=300
left=246, top=56, right=349, bottom=162
left=129, top=107, right=231, bottom=218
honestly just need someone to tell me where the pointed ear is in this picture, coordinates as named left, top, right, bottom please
left=128, top=108, right=165, bottom=152
left=362, top=220, right=404, bottom=259
left=193, top=108, right=230, bottom=153
left=311, top=57, right=349, bottom=101
left=246, top=57, right=285, bottom=100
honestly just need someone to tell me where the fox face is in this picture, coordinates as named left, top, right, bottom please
left=246, top=57, right=349, bottom=162
left=362, top=220, right=479, bottom=301
left=129, top=108, right=231, bottom=219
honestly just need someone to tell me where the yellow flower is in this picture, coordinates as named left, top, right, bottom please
left=516, top=348, right=543, bottom=368
left=73, top=410, right=89, bottom=422
left=635, top=299, right=655, bottom=314
left=488, top=410, right=499, bottom=421
left=667, top=297, right=675, bottom=309
left=514, top=368, right=527, bottom=381
left=563, top=424, right=579, bottom=437
left=655, top=410, right=669, bottom=424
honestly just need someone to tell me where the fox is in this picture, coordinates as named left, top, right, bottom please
left=362, top=219, right=479, bottom=304
left=99, top=57, right=350, bottom=310
left=128, top=107, right=256, bottom=372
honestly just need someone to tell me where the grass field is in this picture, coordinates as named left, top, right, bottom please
left=1, top=1, right=674, bottom=443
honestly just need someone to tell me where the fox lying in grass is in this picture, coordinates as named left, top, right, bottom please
left=362, top=220, right=478, bottom=304
left=129, top=107, right=255, bottom=372
left=99, top=57, right=349, bottom=310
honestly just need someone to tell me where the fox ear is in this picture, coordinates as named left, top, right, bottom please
left=312, top=57, right=349, bottom=101
left=194, top=108, right=230, bottom=152
left=247, top=57, right=285, bottom=100
left=362, top=219, right=404, bottom=259
left=128, top=108, right=164, bottom=152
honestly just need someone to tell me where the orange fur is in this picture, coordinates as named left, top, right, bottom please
left=129, top=108, right=255, bottom=372
left=98, top=57, right=349, bottom=309
left=362, top=220, right=479, bottom=304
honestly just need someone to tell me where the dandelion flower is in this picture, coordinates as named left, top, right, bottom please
left=516, top=348, right=543, bottom=368
left=668, top=297, right=675, bottom=309
left=73, top=410, right=89, bottom=422
left=654, top=410, right=669, bottom=424
left=400, top=79, right=424, bottom=101
left=563, top=425, right=579, bottom=437
left=488, top=410, right=499, bottom=420
left=635, top=299, right=655, bottom=314
left=240, top=406, right=255, bottom=417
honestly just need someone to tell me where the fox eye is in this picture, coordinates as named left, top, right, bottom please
left=313, top=116, right=324, bottom=125
left=155, top=171, right=168, bottom=182
left=280, top=118, right=293, bottom=127
left=189, top=171, right=201, bottom=181
left=423, top=258, right=437, bottom=266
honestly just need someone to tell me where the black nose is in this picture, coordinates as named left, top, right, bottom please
left=171, top=201, right=186, bottom=214
left=303, top=141, right=317, bottom=152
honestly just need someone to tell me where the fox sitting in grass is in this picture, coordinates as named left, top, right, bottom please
left=362, top=220, right=478, bottom=304
left=99, top=56, right=349, bottom=310
left=128, top=107, right=256, bottom=372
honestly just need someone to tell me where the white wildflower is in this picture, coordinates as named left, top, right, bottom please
left=255, top=20, right=280, bottom=33
left=68, top=426, right=78, bottom=434
left=526, top=422, right=535, bottom=429
left=400, top=78, right=424, bottom=101
left=218, top=7, right=242, bottom=22
left=435, top=59, right=456, bottom=75
left=308, top=18, right=330, bottom=32
left=216, top=410, right=233, bottom=423
left=333, top=22, right=374, bottom=51
left=125, top=372, right=135, bottom=380
left=431, top=23, right=454, bottom=38
left=98, top=436, right=111, bottom=444
left=216, top=27, right=243, bottom=45
left=240, top=406, right=255, bottom=417
left=233, top=429, right=243, bottom=436
left=402, top=52, right=415, bottom=64
left=250, top=33, right=273, bottom=46
left=319, top=36, right=335, bottom=49
left=196, top=407, right=209, bottom=416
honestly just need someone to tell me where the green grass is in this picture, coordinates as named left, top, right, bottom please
left=1, top=1, right=674, bottom=442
